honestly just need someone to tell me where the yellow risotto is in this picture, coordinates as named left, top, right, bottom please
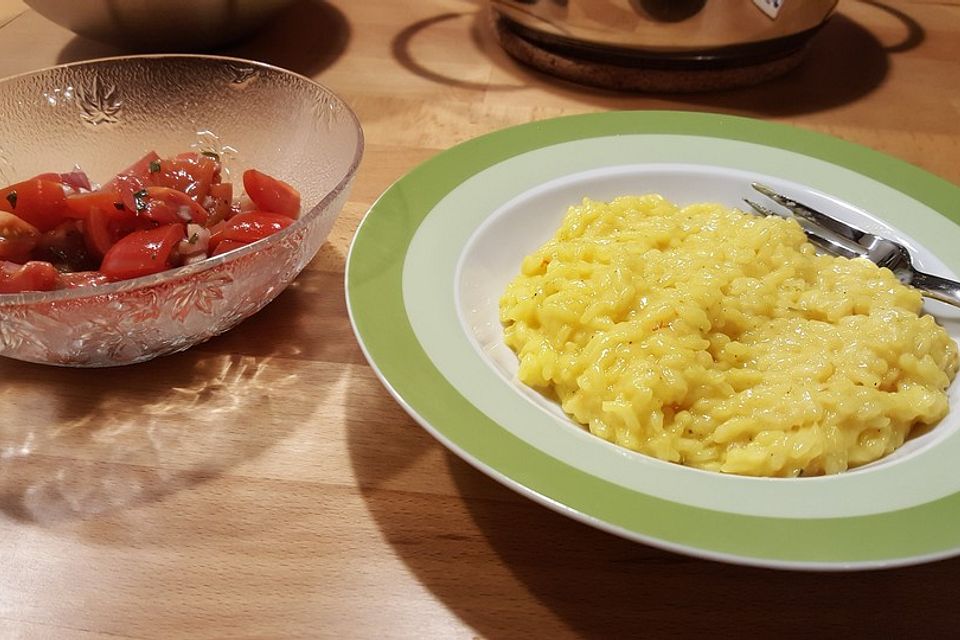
left=499, top=195, right=959, bottom=477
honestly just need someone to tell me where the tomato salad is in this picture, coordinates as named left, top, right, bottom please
left=0, top=151, right=301, bottom=294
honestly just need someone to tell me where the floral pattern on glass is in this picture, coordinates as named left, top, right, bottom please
left=76, top=75, right=122, bottom=126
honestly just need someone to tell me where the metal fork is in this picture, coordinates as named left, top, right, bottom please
left=743, top=183, right=960, bottom=309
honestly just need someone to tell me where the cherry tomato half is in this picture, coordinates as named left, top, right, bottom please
left=100, top=223, right=186, bottom=281
left=242, top=169, right=300, bottom=218
left=113, top=179, right=208, bottom=227
left=0, top=179, right=69, bottom=232
left=65, top=190, right=128, bottom=220
left=0, top=211, right=40, bottom=264
left=0, top=260, right=60, bottom=294
left=86, top=207, right=119, bottom=259
left=152, top=153, right=219, bottom=202
left=136, top=187, right=209, bottom=226
left=105, top=150, right=161, bottom=185
left=205, top=182, right=233, bottom=226
left=34, top=220, right=95, bottom=272
left=81, top=199, right=148, bottom=261
left=114, top=175, right=149, bottom=214
left=208, top=211, right=294, bottom=253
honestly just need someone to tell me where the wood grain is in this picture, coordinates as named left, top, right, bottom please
left=1, top=0, right=960, bottom=638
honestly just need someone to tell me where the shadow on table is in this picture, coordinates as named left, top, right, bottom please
left=54, top=0, right=350, bottom=78
left=675, top=1, right=922, bottom=118
left=0, top=267, right=344, bottom=527
left=392, top=1, right=923, bottom=118
left=223, top=0, right=350, bottom=78
left=392, top=11, right=520, bottom=93
left=445, top=455, right=960, bottom=638
left=347, top=388, right=960, bottom=639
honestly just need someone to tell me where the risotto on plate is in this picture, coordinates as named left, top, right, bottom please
left=500, top=194, right=959, bottom=477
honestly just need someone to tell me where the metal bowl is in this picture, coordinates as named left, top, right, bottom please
left=490, top=0, right=838, bottom=90
left=0, top=55, right=363, bottom=366
left=24, top=0, right=296, bottom=51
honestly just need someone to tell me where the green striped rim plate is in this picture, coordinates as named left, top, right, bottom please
left=345, top=111, right=960, bottom=570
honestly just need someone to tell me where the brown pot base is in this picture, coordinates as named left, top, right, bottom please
left=493, top=16, right=808, bottom=93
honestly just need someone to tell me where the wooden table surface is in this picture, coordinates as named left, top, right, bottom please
left=2, top=1, right=960, bottom=638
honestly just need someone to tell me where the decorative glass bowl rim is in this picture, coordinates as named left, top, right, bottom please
left=0, top=53, right=364, bottom=306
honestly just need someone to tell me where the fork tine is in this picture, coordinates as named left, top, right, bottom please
left=743, top=197, right=786, bottom=219
left=744, top=198, right=865, bottom=260
left=751, top=183, right=872, bottom=244
left=801, top=228, right=866, bottom=260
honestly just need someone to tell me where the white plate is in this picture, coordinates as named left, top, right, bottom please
left=347, top=111, right=960, bottom=570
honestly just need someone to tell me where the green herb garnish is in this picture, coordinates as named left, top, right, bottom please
left=5, top=190, right=17, bottom=209
left=148, top=159, right=161, bottom=173
left=200, top=151, right=220, bottom=161
left=133, top=189, right=149, bottom=212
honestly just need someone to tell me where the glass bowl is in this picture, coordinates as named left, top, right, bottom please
left=0, top=55, right=363, bottom=367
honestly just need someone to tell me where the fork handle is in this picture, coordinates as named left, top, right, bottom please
left=909, top=270, right=960, bottom=309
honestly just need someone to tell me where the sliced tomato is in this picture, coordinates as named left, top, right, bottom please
left=114, top=175, right=149, bottom=213
left=100, top=223, right=186, bottom=281
left=177, top=151, right=223, bottom=180
left=204, top=182, right=233, bottom=226
left=112, top=178, right=207, bottom=225
left=242, top=169, right=301, bottom=218
left=105, top=150, right=161, bottom=186
left=65, top=189, right=128, bottom=220
left=0, top=211, right=40, bottom=263
left=82, top=203, right=147, bottom=261
left=152, top=153, right=218, bottom=202
left=83, top=206, right=120, bottom=259
left=60, top=271, right=109, bottom=288
left=0, top=260, right=61, bottom=294
left=34, top=220, right=95, bottom=272
left=0, top=179, right=69, bottom=232
left=129, top=187, right=209, bottom=226
left=54, top=177, right=144, bottom=261
left=208, top=211, right=293, bottom=252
